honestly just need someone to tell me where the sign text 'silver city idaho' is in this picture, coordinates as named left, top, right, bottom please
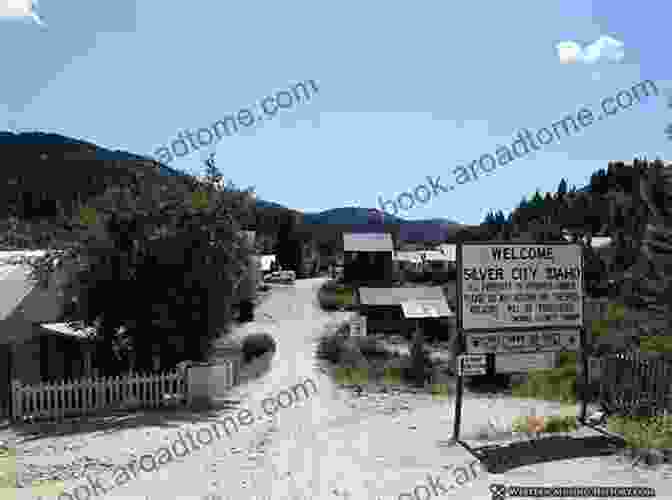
left=460, top=244, right=583, bottom=331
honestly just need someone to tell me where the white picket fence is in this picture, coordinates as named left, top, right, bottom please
left=11, top=370, right=188, bottom=421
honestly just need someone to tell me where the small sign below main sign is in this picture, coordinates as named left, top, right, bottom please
left=465, top=330, right=580, bottom=354
left=495, top=352, right=556, bottom=374
left=457, top=354, right=487, bottom=376
left=350, top=314, right=367, bottom=337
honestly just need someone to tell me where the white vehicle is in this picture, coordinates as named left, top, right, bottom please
left=264, top=270, right=296, bottom=284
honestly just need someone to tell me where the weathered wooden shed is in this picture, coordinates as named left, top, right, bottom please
left=342, top=233, right=394, bottom=285
left=356, top=286, right=455, bottom=340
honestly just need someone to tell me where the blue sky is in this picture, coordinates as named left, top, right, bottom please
left=1, top=0, right=669, bottom=225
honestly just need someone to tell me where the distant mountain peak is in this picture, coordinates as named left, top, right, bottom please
left=301, top=206, right=458, bottom=225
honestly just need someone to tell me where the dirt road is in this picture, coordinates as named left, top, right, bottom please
left=4, top=278, right=672, bottom=499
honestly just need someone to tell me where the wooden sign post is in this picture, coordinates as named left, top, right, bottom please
left=452, top=329, right=464, bottom=442
left=452, top=241, right=584, bottom=449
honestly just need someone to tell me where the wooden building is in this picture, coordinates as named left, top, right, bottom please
left=342, top=233, right=394, bottom=285
left=356, top=286, right=455, bottom=340
left=0, top=251, right=95, bottom=418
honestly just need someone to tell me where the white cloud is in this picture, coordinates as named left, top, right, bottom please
left=581, top=35, right=624, bottom=64
left=0, top=0, right=46, bottom=26
left=555, top=35, right=625, bottom=65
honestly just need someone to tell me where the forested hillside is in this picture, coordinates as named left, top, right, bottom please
left=481, top=158, right=672, bottom=336
left=0, top=132, right=300, bottom=251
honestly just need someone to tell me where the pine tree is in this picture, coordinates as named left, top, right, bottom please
left=518, top=196, right=529, bottom=209
left=557, top=178, right=568, bottom=196
left=529, top=189, right=544, bottom=209
left=203, top=153, right=224, bottom=188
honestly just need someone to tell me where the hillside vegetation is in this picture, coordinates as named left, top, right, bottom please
left=480, top=158, right=671, bottom=337
left=0, top=133, right=303, bottom=375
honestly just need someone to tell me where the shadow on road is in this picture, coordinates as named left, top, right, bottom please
left=467, top=434, right=626, bottom=473
left=6, top=398, right=247, bottom=443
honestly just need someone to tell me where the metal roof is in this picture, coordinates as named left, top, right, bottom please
left=401, top=299, right=454, bottom=318
left=562, top=234, right=613, bottom=248
left=0, top=250, right=46, bottom=322
left=437, top=244, right=457, bottom=261
left=393, top=250, right=454, bottom=262
left=393, top=251, right=423, bottom=263
left=420, top=250, right=453, bottom=262
left=39, top=322, right=99, bottom=340
left=343, top=233, right=393, bottom=252
left=358, top=286, right=448, bottom=306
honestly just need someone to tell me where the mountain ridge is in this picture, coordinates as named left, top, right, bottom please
left=0, top=131, right=589, bottom=229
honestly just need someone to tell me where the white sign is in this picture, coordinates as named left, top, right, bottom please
left=465, top=333, right=500, bottom=353
left=401, top=300, right=441, bottom=318
left=466, top=330, right=580, bottom=354
left=350, top=315, right=367, bottom=337
left=495, top=352, right=556, bottom=374
left=457, top=354, right=487, bottom=376
left=459, top=244, right=583, bottom=330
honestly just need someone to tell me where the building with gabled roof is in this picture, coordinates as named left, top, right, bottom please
left=356, top=285, right=455, bottom=339
left=0, top=251, right=96, bottom=418
left=342, top=233, right=394, bottom=285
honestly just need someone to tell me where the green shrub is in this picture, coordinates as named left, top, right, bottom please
left=318, top=282, right=355, bottom=310
left=544, top=415, right=578, bottom=433
left=241, top=333, right=277, bottom=363
left=590, top=319, right=609, bottom=339
left=382, top=366, right=403, bottom=385
left=607, top=302, right=626, bottom=321
left=510, top=414, right=577, bottom=434
left=315, top=326, right=349, bottom=363
left=640, top=336, right=672, bottom=354
left=558, top=351, right=577, bottom=366
left=355, top=337, right=388, bottom=359
left=511, top=364, right=577, bottom=404
left=607, top=415, right=672, bottom=450
left=511, top=415, right=528, bottom=433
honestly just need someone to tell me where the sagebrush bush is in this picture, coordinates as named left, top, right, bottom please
left=511, top=357, right=578, bottom=404
left=640, top=336, right=672, bottom=354
left=241, top=333, right=277, bottom=363
left=334, top=366, right=370, bottom=385
left=544, top=415, right=578, bottom=433
left=607, top=415, right=672, bottom=450
left=510, top=414, right=577, bottom=435
left=317, top=281, right=355, bottom=310
left=315, top=325, right=349, bottom=363
left=355, top=337, right=388, bottom=359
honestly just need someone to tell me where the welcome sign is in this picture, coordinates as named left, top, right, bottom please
left=458, top=243, right=583, bottom=331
